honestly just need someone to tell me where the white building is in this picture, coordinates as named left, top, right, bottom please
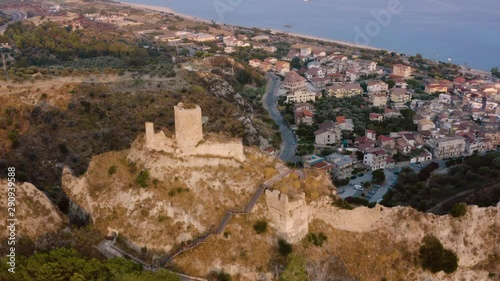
left=286, top=90, right=317, bottom=103
left=363, top=148, right=388, bottom=170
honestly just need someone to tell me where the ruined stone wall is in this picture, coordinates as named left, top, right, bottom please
left=144, top=122, right=176, bottom=153
left=193, top=140, right=245, bottom=162
left=174, top=103, right=203, bottom=151
left=265, top=189, right=309, bottom=244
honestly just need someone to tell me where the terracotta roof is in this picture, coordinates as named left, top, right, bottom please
left=284, top=71, right=306, bottom=84
left=378, top=135, right=393, bottom=142
left=336, top=116, right=346, bottom=123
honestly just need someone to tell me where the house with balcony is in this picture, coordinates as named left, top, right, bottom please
left=363, top=148, right=388, bottom=170
left=390, top=88, right=412, bottom=103
left=428, top=136, right=466, bottom=158
left=367, top=80, right=389, bottom=93
left=392, top=64, right=412, bottom=78
left=327, top=83, right=363, bottom=98
left=286, top=90, right=317, bottom=103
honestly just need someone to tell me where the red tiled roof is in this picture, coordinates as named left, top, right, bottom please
left=378, top=135, right=393, bottom=142
left=336, top=116, right=346, bottom=123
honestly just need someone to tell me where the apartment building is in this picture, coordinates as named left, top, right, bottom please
left=392, top=64, right=412, bottom=78
left=428, top=136, right=466, bottom=158
left=286, top=90, right=316, bottom=103
left=363, top=148, right=388, bottom=170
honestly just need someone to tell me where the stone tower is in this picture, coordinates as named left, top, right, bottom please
left=174, top=102, right=203, bottom=151
left=265, top=189, right=309, bottom=244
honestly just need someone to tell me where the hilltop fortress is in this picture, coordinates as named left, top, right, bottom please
left=143, top=102, right=245, bottom=162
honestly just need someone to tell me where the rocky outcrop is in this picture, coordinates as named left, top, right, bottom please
left=0, top=180, right=65, bottom=241
left=310, top=197, right=500, bottom=280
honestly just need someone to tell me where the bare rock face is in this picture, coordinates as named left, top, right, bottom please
left=310, top=197, right=500, bottom=280
left=0, top=180, right=66, bottom=241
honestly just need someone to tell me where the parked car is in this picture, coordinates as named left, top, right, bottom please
left=374, top=185, right=381, bottom=188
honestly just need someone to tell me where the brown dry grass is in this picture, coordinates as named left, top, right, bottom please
left=299, top=219, right=417, bottom=281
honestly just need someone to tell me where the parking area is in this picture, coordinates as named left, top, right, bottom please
left=336, top=160, right=447, bottom=203
left=336, top=168, right=400, bottom=203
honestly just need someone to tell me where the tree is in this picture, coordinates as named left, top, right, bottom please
left=372, top=169, right=385, bottom=184
left=419, top=235, right=458, bottom=274
left=290, top=57, right=302, bottom=69
left=450, top=202, right=467, bottom=218
left=491, top=67, right=500, bottom=78
left=253, top=220, right=267, bottom=234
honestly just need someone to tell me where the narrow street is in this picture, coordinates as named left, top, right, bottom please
left=262, top=72, right=300, bottom=163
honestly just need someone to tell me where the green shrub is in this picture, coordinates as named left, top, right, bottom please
left=208, top=270, right=231, bottom=281
left=419, top=235, right=458, bottom=273
left=278, top=239, right=292, bottom=257
left=135, top=170, right=150, bottom=188
left=450, top=202, right=467, bottom=218
left=108, top=165, right=117, bottom=175
left=307, top=232, right=327, bottom=247
left=332, top=197, right=353, bottom=210
left=253, top=220, right=267, bottom=234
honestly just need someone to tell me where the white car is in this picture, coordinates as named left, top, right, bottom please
left=353, top=185, right=364, bottom=191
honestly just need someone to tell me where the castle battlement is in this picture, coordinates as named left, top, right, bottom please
left=144, top=103, right=245, bottom=162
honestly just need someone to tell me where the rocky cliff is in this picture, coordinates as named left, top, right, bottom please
left=0, top=180, right=66, bottom=241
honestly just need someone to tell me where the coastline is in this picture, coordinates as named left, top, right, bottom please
left=118, top=1, right=491, bottom=75
left=118, top=1, right=382, bottom=51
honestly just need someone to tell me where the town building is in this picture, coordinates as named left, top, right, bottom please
left=274, top=61, right=290, bottom=75
left=286, top=90, right=317, bottom=103
left=367, top=80, right=389, bottom=93
left=327, top=83, right=363, bottom=98
left=336, top=116, right=354, bottom=131
left=363, top=148, right=388, bottom=170
left=369, top=92, right=388, bottom=107
left=249, top=59, right=261, bottom=68
left=418, top=119, right=436, bottom=131
left=369, top=113, right=384, bottom=122
left=425, top=84, right=448, bottom=94
left=377, top=135, right=395, bottom=149
left=314, top=121, right=342, bottom=145
left=389, top=88, right=412, bottom=103
left=428, top=136, right=466, bottom=158
left=392, top=64, right=412, bottom=78
left=282, top=71, right=307, bottom=92
left=326, top=153, right=355, bottom=179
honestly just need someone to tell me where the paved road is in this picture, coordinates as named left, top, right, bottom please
left=0, top=10, right=27, bottom=35
left=262, top=72, right=300, bottom=163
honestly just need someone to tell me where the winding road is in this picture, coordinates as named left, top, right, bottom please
left=0, top=10, right=27, bottom=35
left=262, top=72, right=300, bottom=163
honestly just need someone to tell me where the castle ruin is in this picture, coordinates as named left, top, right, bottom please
left=265, top=189, right=309, bottom=244
left=144, top=103, right=245, bottom=162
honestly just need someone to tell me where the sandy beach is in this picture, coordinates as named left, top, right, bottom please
left=119, top=2, right=212, bottom=24
left=119, top=1, right=382, bottom=51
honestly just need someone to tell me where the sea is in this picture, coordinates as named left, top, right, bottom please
left=124, top=0, right=500, bottom=71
